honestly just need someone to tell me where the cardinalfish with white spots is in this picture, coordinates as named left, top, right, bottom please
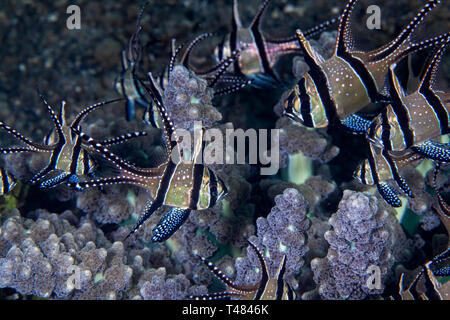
left=354, top=39, right=449, bottom=207
left=284, top=0, right=450, bottom=129
left=116, top=3, right=249, bottom=123
left=114, top=3, right=149, bottom=121
left=393, top=245, right=450, bottom=300
left=69, top=69, right=228, bottom=241
left=367, top=39, right=450, bottom=162
left=353, top=143, right=424, bottom=207
left=143, top=35, right=247, bottom=128
left=0, top=96, right=147, bottom=190
left=211, top=0, right=337, bottom=89
left=189, top=241, right=295, bottom=300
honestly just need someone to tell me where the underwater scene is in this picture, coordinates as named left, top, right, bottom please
left=0, top=0, right=449, bottom=301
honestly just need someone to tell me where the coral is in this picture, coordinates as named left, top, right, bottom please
left=311, top=190, right=396, bottom=300
left=275, top=118, right=339, bottom=167
left=163, top=65, right=222, bottom=130
left=234, top=188, right=310, bottom=290
left=0, top=208, right=209, bottom=299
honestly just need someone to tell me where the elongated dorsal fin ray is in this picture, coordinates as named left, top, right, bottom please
left=295, top=29, right=324, bottom=67
left=143, top=73, right=180, bottom=158
left=232, top=0, right=243, bottom=29
left=40, top=95, right=65, bottom=143
left=0, top=121, right=50, bottom=151
left=249, top=0, right=272, bottom=32
left=99, top=131, right=148, bottom=147
left=334, top=0, right=359, bottom=56
left=206, top=48, right=244, bottom=88
left=0, top=147, right=41, bottom=154
left=189, top=292, right=243, bottom=300
left=71, top=127, right=146, bottom=176
left=248, top=240, right=270, bottom=281
left=264, top=17, right=338, bottom=44
left=200, top=256, right=255, bottom=292
left=419, top=37, right=449, bottom=93
left=180, top=32, right=215, bottom=68
left=367, top=0, right=441, bottom=62
left=71, top=98, right=123, bottom=130
left=125, top=1, right=147, bottom=64
left=168, top=40, right=185, bottom=77
left=59, top=101, right=68, bottom=126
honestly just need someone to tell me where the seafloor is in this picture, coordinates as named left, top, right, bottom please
left=0, top=0, right=449, bottom=300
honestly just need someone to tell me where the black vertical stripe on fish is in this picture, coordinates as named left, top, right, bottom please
left=250, top=242, right=269, bottom=300
left=421, top=88, right=449, bottom=134
left=367, top=147, right=380, bottom=185
left=69, top=134, right=82, bottom=174
left=387, top=69, right=415, bottom=148
left=127, top=160, right=178, bottom=238
left=249, top=0, right=276, bottom=80
left=334, top=0, right=386, bottom=102
left=275, top=257, right=287, bottom=300
left=295, top=31, right=338, bottom=124
left=155, top=161, right=177, bottom=207
left=208, top=168, right=218, bottom=208
left=189, top=163, right=205, bottom=210
left=83, top=150, right=91, bottom=175
left=380, top=109, right=393, bottom=151
left=230, top=2, right=241, bottom=75
left=298, top=78, right=314, bottom=127
left=382, top=149, right=410, bottom=196
left=370, top=0, right=441, bottom=62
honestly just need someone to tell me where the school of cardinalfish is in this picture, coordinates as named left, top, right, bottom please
left=0, top=0, right=449, bottom=300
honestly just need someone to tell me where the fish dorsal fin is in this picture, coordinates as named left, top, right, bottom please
left=419, top=37, right=449, bottom=93
left=388, top=63, right=406, bottom=99
left=334, top=0, right=358, bottom=56
left=232, top=0, right=243, bottom=29
left=40, top=95, right=65, bottom=144
left=180, top=33, right=214, bottom=68
left=144, top=73, right=181, bottom=159
left=248, top=241, right=269, bottom=282
left=71, top=98, right=123, bottom=130
left=168, top=39, right=184, bottom=77
left=59, top=101, right=69, bottom=127
left=249, top=0, right=271, bottom=33
left=126, top=1, right=147, bottom=64
left=369, top=0, right=441, bottom=63
left=295, top=29, right=324, bottom=67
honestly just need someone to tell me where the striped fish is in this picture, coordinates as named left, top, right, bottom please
left=368, top=39, right=450, bottom=154
left=0, top=97, right=145, bottom=189
left=114, top=3, right=150, bottom=121
left=354, top=143, right=423, bottom=207
left=394, top=248, right=450, bottom=300
left=213, top=0, right=337, bottom=88
left=0, top=167, right=16, bottom=196
left=284, top=0, right=449, bottom=128
left=70, top=72, right=228, bottom=240
left=143, top=35, right=248, bottom=128
left=189, top=241, right=295, bottom=300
